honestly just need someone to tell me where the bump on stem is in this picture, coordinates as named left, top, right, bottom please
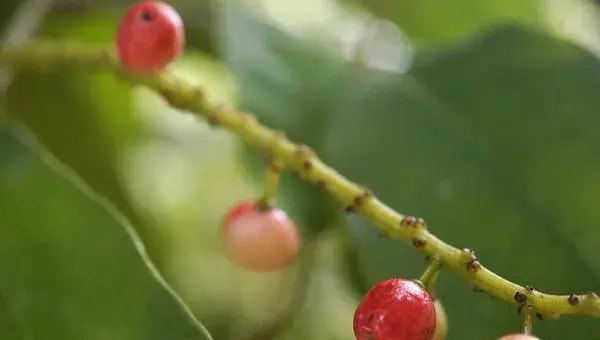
left=461, top=248, right=481, bottom=272
left=400, top=216, right=426, bottom=229
left=412, top=238, right=426, bottom=248
left=344, top=188, right=374, bottom=213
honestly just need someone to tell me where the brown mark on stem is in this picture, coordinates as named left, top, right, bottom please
left=344, top=189, right=374, bottom=213
left=461, top=248, right=481, bottom=272
left=315, top=180, right=326, bottom=190
left=515, top=291, right=528, bottom=305
left=568, top=294, right=580, bottom=306
left=412, top=238, right=426, bottom=248
left=400, top=216, right=426, bottom=229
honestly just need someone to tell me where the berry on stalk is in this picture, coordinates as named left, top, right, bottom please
left=220, top=200, right=300, bottom=272
left=353, top=278, right=436, bottom=340
left=115, top=1, right=184, bottom=74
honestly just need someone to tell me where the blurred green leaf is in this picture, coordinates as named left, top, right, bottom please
left=0, top=0, right=22, bottom=32
left=328, top=25, right=600, bottom=339
left=217, top=3, right=343, bottom=237
left=215, top=6, right=600, bottom=337
left=5, top=12, right=170, bottom=269
left=2, top=12, right=213, bottom=339
left=0, top=133, right=210, bottom=339
left=0, top=124, right=26, bottom=164
left=360, top=0, right=544, bottom=48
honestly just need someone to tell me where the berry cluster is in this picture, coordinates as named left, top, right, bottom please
left=114, top=2, right=545, bottom=339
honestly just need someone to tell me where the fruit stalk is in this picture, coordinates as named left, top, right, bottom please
left=0, top=41, right=599, bottom=319
left=257, top=159, right=283, bottom=209
left=419, top=256, right=442, bottom=292
left=523, top=306, right=534, bottom=335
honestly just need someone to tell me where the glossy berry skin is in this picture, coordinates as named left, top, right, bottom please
left=354, top=278, right=436, bottom=340
left=498, top=334, right=540, bottom=340
left=220, top=201, right=300, bottom=272
left=116, top=1, right=184, bottom=74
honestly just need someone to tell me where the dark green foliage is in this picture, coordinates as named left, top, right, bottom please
left=216, top=8, right=600, bottom=338
left=1, top=1, right=600, bottom=339
left=331, top=26, right=600, bottom=339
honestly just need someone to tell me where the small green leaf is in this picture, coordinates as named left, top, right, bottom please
left=329, top=26, right=600, bottom=339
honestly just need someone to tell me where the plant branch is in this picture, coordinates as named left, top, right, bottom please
left=1, top=41, right=599, bottom=319
left=245, top=240, right=315, bottom=340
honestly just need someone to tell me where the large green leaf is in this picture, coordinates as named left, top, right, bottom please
left=214, top=4, right=599, bottom=337
left=359, top=0, right=544, bottom=48
left=217, top=3, right=344, bottom=237
left=328, top=25, right=600, bottom=339
left=0, top=0, right=21, bottom=28
left=1, top=12, right=212, bottom=339
left=5, top=12, right=168, bottom=269
left=0, top=133, right=209, bottom=339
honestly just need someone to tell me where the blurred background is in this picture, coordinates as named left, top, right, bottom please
left=1, top=0, right=600, bottom=339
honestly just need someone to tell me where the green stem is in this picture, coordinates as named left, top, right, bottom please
left=257, top=160, right=282, bottom=210
left=1, top=41, right=599, bottom=319
left=419, top=257, right=442, bottom=292
left=523, top=306, right=533, bottom=334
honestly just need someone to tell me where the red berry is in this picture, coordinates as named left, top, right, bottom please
left=353, top=278, right=436, bottom=340
left=116, top=1, right=184, bottom=74
left=498, top=334, right=540, bottom=340
left=220, top=201, right=300, bottom=272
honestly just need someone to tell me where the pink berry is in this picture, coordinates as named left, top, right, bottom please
left=498, top=334, right=540, bottom=340
left=220, top=201, right=300, bottom=272
left=353, top=278, right=436, bottom=340
left=115, top=1, right=184, bottom=74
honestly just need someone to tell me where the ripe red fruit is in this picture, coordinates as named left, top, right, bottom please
left=115, top=1, right=184, bottom=75
left=220, top=201, right=300, bottom=272
left=353, top=278, right=436, bottom=340
left=498, top=334, right=540, bottom=340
